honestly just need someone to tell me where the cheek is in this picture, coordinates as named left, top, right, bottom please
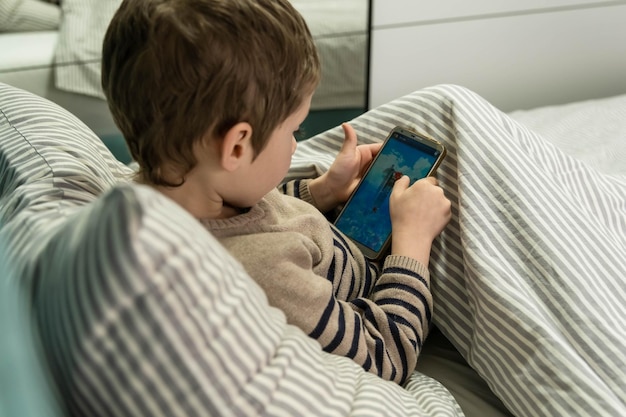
left=276, top=146, right=291, bottom=176
left=259, top=140, right=291, bottom=182
left=277, top=137, right=294, bottom=164
left=284, top=139, right=297, bottom=169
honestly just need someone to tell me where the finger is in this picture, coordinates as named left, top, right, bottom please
left=340, top=123, right=358, bottom=154
left=392, top=175, right=410, bottom=193
left=422, top=176, right=438, bottom=185
left=357, top=143, right=381, bottom=165
left=362, top=142, right=382, bottom=158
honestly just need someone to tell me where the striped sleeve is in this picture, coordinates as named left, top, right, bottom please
left=280, top=179, right=318, bottom=207
left=303, top=228, right=432, bottom=384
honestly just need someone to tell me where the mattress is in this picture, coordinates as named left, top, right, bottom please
left=0, top=31, right=57, bottom=98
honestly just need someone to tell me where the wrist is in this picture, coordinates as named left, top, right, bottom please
left=308, top=175, right=337, bottom=212
left=390, top=231, right=433, bottom=267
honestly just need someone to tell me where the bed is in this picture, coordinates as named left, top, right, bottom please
left=2, top=3, right=626, bottom=417
left=0, top=79, right=626, bottom=416
left=0, top=0, right=369, bottom=141
left=1, top=83, right=625, bottom=417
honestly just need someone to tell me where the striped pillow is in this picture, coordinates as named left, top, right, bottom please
left=0, top=83, right=132, bottom=282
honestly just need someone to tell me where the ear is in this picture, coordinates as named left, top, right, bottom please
left=220, top=122, right=253, bottom=172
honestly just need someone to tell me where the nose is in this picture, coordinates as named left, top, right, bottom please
left=291, top=136, right=297, bottom=154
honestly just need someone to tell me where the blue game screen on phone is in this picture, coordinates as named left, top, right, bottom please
left=334, top=132, right=441, bottom=253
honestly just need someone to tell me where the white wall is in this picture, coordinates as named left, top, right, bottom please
left=369, top=0, right=626, bottom=111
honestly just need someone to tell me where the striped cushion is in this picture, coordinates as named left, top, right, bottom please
left=0, top=83, right=132, bottom=285
left=0, top=83, right=464, bottom=415
left=288, top=84, right=626, bottom=417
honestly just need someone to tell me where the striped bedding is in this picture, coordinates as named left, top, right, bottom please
left=288, top=84, right=626, bottom=416
left=3, top=80, right=625, bottom=416
left=0, top=83, right=464, bottom=415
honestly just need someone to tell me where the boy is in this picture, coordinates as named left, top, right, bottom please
left=102, top=0, right=451, bottom=385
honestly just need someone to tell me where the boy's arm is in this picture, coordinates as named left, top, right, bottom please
left=310, top=253, right=432, bottom=385
left=235, top=229, right=431, bottom=385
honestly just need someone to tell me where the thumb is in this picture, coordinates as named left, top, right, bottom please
left=339, top=123, right=357, bottom=155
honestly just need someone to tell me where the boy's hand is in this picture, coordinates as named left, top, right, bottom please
left=389, top=176, right=451, bottom=266
left=308, top=123, right=381, bottom=212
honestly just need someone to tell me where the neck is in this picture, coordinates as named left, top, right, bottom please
left=150, top=181, right=240, bottom=220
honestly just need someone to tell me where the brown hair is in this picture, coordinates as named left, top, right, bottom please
left=102, top=0, right=320, bottom=186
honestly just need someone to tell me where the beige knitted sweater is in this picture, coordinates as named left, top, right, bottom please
left=202, top=180, right=432, bottom=384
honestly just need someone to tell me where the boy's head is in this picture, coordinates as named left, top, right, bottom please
left=102, top=0, right=320, bottom=186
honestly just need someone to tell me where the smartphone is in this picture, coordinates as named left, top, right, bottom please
left=333, top=126, right=446, bottom=260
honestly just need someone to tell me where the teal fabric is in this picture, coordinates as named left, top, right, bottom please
left=0, top=240, right=63, bottom=417
left=100, top=133, right=132, bottom=165
left=298, top=107, right=364, bottom=140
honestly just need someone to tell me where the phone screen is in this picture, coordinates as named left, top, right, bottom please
left=334, top=130, right=443, bottom=257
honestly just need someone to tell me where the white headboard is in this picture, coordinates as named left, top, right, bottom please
left=368, top=0, right=626, bottom=112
